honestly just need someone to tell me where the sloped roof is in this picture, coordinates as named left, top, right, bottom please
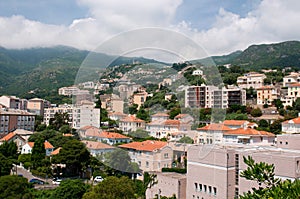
left=82, top=140, right=115, bottom=150
left=223, top=128, right=275, bottom=136
left=99, top=132, right=130, bottom=139
left=197, top=123, right=232, bottom=131
left=27, top=141, right=54, bottom=149
left=282, top=117, right=300, bottom=124
left=223, top=120, right=248, bottom=126
left=152, top=113, right=169, bottom=117
left=0, top=132, right=17, bottom=142
left=119, top=140, right=167, bottom=152
left=120, top=115, right=145, bottom=123
left=174, top=114, right=189, bottom=119
left=51, top=147, right=62, bottom=155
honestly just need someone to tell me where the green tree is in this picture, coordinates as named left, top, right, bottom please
left=0, top=175, right=33, bottom=199
left=52, top=140, right=90, bottom=176
left=269, top=119, right=282, bottom=134
left=0, top=141, right=18, bottom=160
left=136, top=106, right=150, bottom=122
left=178, top=136, right=194, bottom=144
left=83, top=176, right=136, bottom=199
left=169, top=107, right=181, bottom=119
left=273, top=99, right=283, bottom=110
left=0, top=153, right=13, bottom=176
left=51, top=179, right=89, bottom=199
left=129, top=104, right=138, bottom=115
left=31, top=138, right=45, bottom=168
left=49, top=112, right=69, bottom=131
left=250, top=108, right=262, bottom=117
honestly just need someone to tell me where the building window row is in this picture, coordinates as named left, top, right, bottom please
left=194, top=183, right=217, bottom=196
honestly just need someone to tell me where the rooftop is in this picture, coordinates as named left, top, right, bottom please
left=119, top=140, right=168, bottom=152
left=224, top=128, right=275, bottom=136
left=197, top=123, right=232, bottom=131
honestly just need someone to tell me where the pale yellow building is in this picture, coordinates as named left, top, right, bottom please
left=256, top=86, right=279, bottom=105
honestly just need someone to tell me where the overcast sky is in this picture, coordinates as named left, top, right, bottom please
left=0, top=0, right=299, bottom=56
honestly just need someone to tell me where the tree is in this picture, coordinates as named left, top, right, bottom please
left=129, top=104, right=138, bottom=115
left=51, top=179, right=89, bottom=199
left=0, top=175, right=33, bottom=199
left=0, top=154, right=13, bottom=176
left=52, top=140, right=90, bottom=176
left=250, top=108, right=262, bottom=117
left=0, top=141, right=18, bottom=160
left=239, top=156, right=300, bottom=199
left=258, top=119, right=269, bottom=128
left=31, top=138, right=46, bottom=168
left=178, top=136, right=194, bottom=144
left=269, top=119, right=282, bottom=134
left=136, top=106, right=150, bottom=122
left=83, top=176, right=136, bottom=199
left=273, top=99, right=283, bottom=110
left=49, top=112, right=69, bottom=131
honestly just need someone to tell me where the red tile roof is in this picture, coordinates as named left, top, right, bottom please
left=164, top=120, right=180, bottom=126
left=223, top=120, right=248, bottom=126
left=288, top=83, right=300, bottom=87
left=119, top=140, right=167, bottom=152
left=224, top=128, right=275, bottom=136
left=99, top=132, right=130, bottom=139
left=51, top=147, right=61, bottom=155
left=82, top=140, right=115, bottom=150
left=0, top=132, right=16, bottom=141
left=174, top=114, right=188, bottom=119
left=282, top=117, right=300, bottom=124
left=197, top=123, right=232, bottom=131
left=121, top=115, right=145, bottom=123
left=27, top=141, right=54, bottom=149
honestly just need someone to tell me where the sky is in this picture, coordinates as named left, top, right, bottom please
left=0, top=0, right=300, bottom=57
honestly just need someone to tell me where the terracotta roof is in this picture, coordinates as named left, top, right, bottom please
left=120, top=115, right=145, bottom=123
left=164, top=120, right=180, bottom=126
left=224, top=128, right=275, bottom=136
left=197, top=123, right=232, bottom=131
left=51, top=147, right=62, bottom=155
left=223, top=120, right=248, bottom=126
left=282, top=117, right=300, bottom=124
left=99, top=132, right=130, bottom=139
left=84, top=127, right=101, bottom=137
left=80, top=125, right=97, bottom=131
left=27, top=141, right=54, bottom=149
left=0, top=132, right=16, bottom=142
left=288, top=83, right=300, bottom=87
left=82, top=140, right=114, bottom=150
left=119, top=140, right=167, bottom=152
left=256, top=86, right=274, bottom=90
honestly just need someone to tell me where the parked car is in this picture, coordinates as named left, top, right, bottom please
left=52, top=178, right=62, bottom=185
left=29, top=178, right=45, bottom=185
left=94, top=176, right=104, bottom=183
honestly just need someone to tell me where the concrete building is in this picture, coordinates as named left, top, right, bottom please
left=0, top=109, right=35, bottom=134
left=0, top=96, right=24, bottom=109
left=119, top=140, right=173, bottom=172
left=283, top=72, right=300, bottom=87
left=27, top=98, right=50, bottom=116
left=151, top=113, right=169, bottom=122
left=185, top=85, right=246, bottom=109
left=237, top=72, right=266, bottom=89
left=72, top=100, right=100, bottom=129
left=132, top=91, right=148, bottom=109
left=44, top=104, right=74, bottom=126
left=146, top=172, right=186, bottom=199
left=196, top=124, right=232, bottom=144
left=187, top=144, right=300, bottom=199
left=256, top=86, right=279, bottom=105
left=100, top=94, right=124, bottom=113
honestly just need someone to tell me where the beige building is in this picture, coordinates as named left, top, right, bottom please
left=146, top=172, right=186, bottom=199
left=119, top=140, right=173, bottom=172
left=256, top=86, right=279, bottom=105
left=132, top=91, right=148, bottom=109
left=196, top=124, right=232, bottom=144
left=100, top=94, right=124, bottom=113
left=187, top=144, right=300, bottom=199
left=27, top=98, right=50, bottom=116
left=119, top=115, right=146, bottom=133
left=237, top=72, right=266, bottom=89
left=281, top=117, right=300, bottom=134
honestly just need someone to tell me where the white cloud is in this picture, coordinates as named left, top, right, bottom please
left=0, top=0, right=300, bottom=58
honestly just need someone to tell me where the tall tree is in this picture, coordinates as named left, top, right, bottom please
left=51, top=179, right=89, bottom=199
left=31, top=138, right=45, bottom=168
left=0, top=175, right=33, bottom=199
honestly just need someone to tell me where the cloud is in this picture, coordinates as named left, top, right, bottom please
left=0, top=0, right=300, bottom=57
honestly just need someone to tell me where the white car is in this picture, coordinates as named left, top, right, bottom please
left=52, top=178, right=62, bottom=185
left=94, top=176, right=104, bottom=183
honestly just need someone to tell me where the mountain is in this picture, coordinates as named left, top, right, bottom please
left=211, top=40, right=300, bottom=69
left=0, top=46, right=166, bottom=97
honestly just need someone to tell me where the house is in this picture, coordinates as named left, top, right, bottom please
left=21, top=141, right=54, bottom=156
left=0, top=132, right=27, bottom=151
left=276, top=134, right=300, bottom=150
left=174, top=114, right=194, bottom=124
left=223, top=128, right=275, bottom=144
left=132, top=91, right=148, bottom=109
left=78, top=126, right=101, bottom=139
left=283, top=72, right=300, bottom=87
left=119, top=115, right=146, bottom=134
left=119, top=140, right=173, bottom=172
left=237, top=72, right=266, bottom=89
left=146, top=120, right=191, bottom=139
left=151, top=113, right=169, bottom=122
left=196, top=123, right=232, bottom=144
left=51, top=147, right=62, bottom=156
left=146, top=172, right=186, bottom=199
left=256, top=86, right=279, bottom=105
left=81, top=140, right=115, bottom=157
left=108, top=112, right=127, bottom=121
left=282, top=117, right=300, bottom=134
left=97, top=131, right=131, bottom=145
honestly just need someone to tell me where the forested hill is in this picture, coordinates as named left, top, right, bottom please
left=0, top=46, right=164, bottom=98
left=212, top=40, right=300, bottom=69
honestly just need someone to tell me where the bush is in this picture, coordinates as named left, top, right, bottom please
left=161, top=168, right=186, bottom=174
left=250, top=108, right=262, bottom=117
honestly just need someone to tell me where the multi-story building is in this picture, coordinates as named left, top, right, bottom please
left=44, top=104, right=74, bottom=126
left=256, top=86, right=279, bottom=105
left=100, top=94, right=124, bottom=113
left=27, top=98, right=51, bottom=116
left=119, top=140, right=173, bottom=172
left=283, top=72, right=300, bottom=87
left=58, top=86, right=90, bottom=96
left=146, top=172, right=186, bottom=199
left=0, top=95, right=24, bottom=109
left=237, top=72, right=266, bottom=89
left=72, top=100, right=100, bottom=129
left=132, top=91, right=148, bottom=109
left=0, top=109, right=35, bottom=134
left=185, top=85, right=246, bottom=109
left=196, top=123, right=232, bottom=144
left=187, top=144, right=300, bottom=199
left=119, top=115, right=145, bottom=133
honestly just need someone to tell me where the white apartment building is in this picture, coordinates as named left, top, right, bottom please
left=58, top=86, right=90, bottom=96
left=237, top=72, right=266, bottom=89
left=44, top=101, right=100, bottom=129
left=0, top=95, right=27, bottom=110
left=185, top=85, right=246, bottom=109
left=283, top=72, right=300, bottom=87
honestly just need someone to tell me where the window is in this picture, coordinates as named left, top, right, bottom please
left=194, top=183, right=198, bottom=191
left=164, top=153, right=168, bottom=158
left=286, top=142, right=288, bottom=145
left=213, top=187, right=217, bottom=196
left=209, top=186, right=212, bottom=194
left=204, top=185, right=207, bottom=192
left=146, top=161, right=149, bottom=168
left=199, top=184, right=202, bottom=191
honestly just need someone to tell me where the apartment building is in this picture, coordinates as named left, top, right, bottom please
left=119, top=140, right=173, bottom=172
left=100, top=94, right=124, bottom=113
left=187, top=144, right=300, bottom=199
left=27, top=98, right=51, bottom=116
left=256, top=85, right=279, bottom=105
left=283, top=72, right=300, bottom=87
left=132, top=91, right=148, bottom=109
left=0, top=95, right=27, bottom=110
left=185, top=85, right=246, bottom=109
left=237, top=72, right=266, bottom=89
left=0, top=109, right=35, bottom=134
left=44, top=104, right=73, bottom=126
left=58, top=86, right=90, bottom=96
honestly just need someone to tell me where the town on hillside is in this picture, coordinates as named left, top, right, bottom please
left=2, top=62, right=300, bottom=198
